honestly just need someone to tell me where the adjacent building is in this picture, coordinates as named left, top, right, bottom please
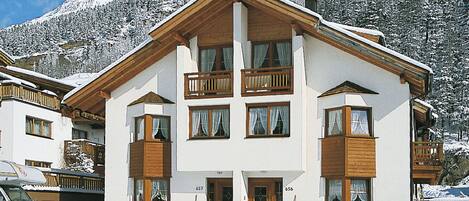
left=58, top=0, right=441, bottom=201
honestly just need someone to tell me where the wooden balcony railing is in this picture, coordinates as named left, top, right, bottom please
left=0, top=83, right=60, bottom=110
left=241, top=66, right=293, bottom=96
left=35, top=169, right=104, bottom=192
left=184, top=71, right=233, bottom=99
left=412, top=142, right=443, bottom=170
left=64, top=140, right=105, bottom=168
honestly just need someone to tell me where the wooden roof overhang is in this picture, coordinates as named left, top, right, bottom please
left=413, top=100, right=433, bottom=128
left=64, top=0, right=432, bottom=116
left=0, top=67, right=75, bottom=97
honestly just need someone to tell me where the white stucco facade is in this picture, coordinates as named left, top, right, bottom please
left=103, top=2, right=416, bottom=201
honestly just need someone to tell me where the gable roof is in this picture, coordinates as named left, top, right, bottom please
left=64, top=0, right=433, bottom=116
left=128, top=92, right=174, bottom=106
left=0, top=48, right=14, bottom=66
left=318, top=81, right=379, bottom=98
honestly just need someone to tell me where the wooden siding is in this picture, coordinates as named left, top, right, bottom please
left=345, top=137, right=376, bottom=177
left=143, top=142, right=172, bottom=177
left=248, top=6, right=292, bottom=42
left=27, top=191, right=103, bottom=201
left=322, top=136, right=376, bottom=178
left=321, top=137, right=345, bottom=177
left=129, top=141, right=145, bottom=178
left=197, top=6, right=233, bottom=46
left=0, top=83, right=60, bottom=110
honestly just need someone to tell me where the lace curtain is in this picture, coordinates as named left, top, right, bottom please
left=135, top=180, right=144, bottom=201
left=270, top=106, right=289, bottom=134
left=135, top=117, right=144, bottom=140
left=223, top=47, right=233, bottom=70
left=351, top=110, right=369, bottom=135
left=151, top=180, right=168, bottom=201
left=249, top=108, right=268, bottom=135
left=351, top=180, right=368, bottom=201
left=328, top=109, right=342, bottom=136
left=192, top=110, right=209, bottom=136
left=153, top=117, right=169, bottom=140
left=328, top=180, right=342, bottom=201
left=253, top=44, right=269, bottom=68
left=211, top=109, right=230, bottom=137
left=276, top=42, right=292, bottom=66
left=201, top=49, right=216, bottom=72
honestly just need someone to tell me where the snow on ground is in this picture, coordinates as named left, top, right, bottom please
left=424, top=184, right=469, bottom=200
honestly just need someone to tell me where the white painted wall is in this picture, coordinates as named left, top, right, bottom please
left=0, top=100, right=73, bottom=168
left=72, top=123, right=105, bottom=144
left=103, top=2, right=413, bottom=201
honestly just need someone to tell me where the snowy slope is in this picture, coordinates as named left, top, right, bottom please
left=31, top=0, right=114, bottom=23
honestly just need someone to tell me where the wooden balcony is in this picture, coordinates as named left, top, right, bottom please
left=241, top=66, right=293, bottom=96
left=184, top=71, right=233, bottom=99
left=412, top=142, right=444, bottom=185
left=129, top=141, right=171, bottom=178
left=0, top=83, right=60, bottom=110
left=64, top=140, right=105, bottom=175
left=33, top=168, right=104, bottom=192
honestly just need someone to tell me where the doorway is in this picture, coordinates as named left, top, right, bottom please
left=207, top=178, right=233, bottom=201
left=248, top=178, right=283, bottom=201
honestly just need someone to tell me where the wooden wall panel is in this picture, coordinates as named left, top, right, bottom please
left=248, top=7, right=292, bottom=42
left=129, top=141, right=144, bottom=178
left=197, top=6, right=233, bottom=46
left=345, top=137, right=376, bottom=177
left=143, top=142, right=172, bottom=178
left=27, top=191, right=104, bottom=201
left=321, top=137, right=345, bottom=177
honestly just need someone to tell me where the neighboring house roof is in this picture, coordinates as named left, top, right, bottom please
left=318, top=81, right=379, bottom=98
left=0, top=48, right=14, bottom=66
left=128, top=92, right=174, bottom=106
left=0, top=66, right=75, bottom=96
left=64, top=0, right=433, bottom=116
left=413, top=99, right=435, bottom=127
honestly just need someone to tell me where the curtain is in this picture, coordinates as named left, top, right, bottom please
left=151, top=180, right=168, bottom=201
left=152, top=117, right=160, bottom=139
left=26, top=119, right=32, bottom=134
left=211, top=109, right=230, bottom=137
left=43, top=123, right=50, bottom=137
left=192, top=110, right=209, bottom=136
left=328, top=110, right=342, bottom=136
left=34, top=120, right=41, bottom=135
left=249, top=108, right=267, bottom=135
left=136, top=118, right=144, bottom=140
left=211, top=110, right=222, bottom=136
left=201, top=49, right=216, bottom=72
left=276, top=42, right=292, bottom=66
left=253, top=44, right=269, bottom=68
left=153, top=117, right=169, bottom=140
left=328, top=180, right=342, bottom=201
left=223, top=47, right=233, bottom=70
left=221, top=109, right=229, bottom=136
left=351, top=180, right=368, bottom=201
left=270, top=106, right=289, bottom=135
left=270, top=107, right=280, bottom=135
left=135, top=180, right=144, bottom=201
left=351, top=110, right=369, bottom=135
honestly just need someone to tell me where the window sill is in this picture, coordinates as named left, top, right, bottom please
left=26, top=133, right=53, bottom=140
left=188, top=136, right=230, bottom=140
left=245, top=134, right=290, bottom=139
left=320, top=135, right=377, bottom=140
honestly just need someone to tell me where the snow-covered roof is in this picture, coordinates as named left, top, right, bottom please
left=60, top=73, right=99, bottom=87
left=0, top=72, right=37, bottom=88
left=0, top=48, right=14, bottom=65
left=5, top=66, right=76, bottom=87
left=64, top=38, right=152, bottom=101
left=325, top=22, right=385, bottom=38
left=415, top=99, right=434, bottom=110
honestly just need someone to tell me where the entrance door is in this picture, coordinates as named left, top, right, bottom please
left=207, top=178, right=233, bottom=201
left=248, top=178, right=283, bottom=201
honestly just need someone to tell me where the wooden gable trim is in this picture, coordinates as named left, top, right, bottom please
left=0, top=50, right=14, bottom=66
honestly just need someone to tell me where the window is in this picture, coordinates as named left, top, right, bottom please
left=135, top=179, right=144, bottom=201
left=326, top=179, right=342, bottom=201
left=351, top=109, right=371, bottom=136
left=247, top=103, right=290, bottom=137
left=252, top=41, right=292, bottom=69
left=72, top=128, right=88, bottom=140
left=135, top=117, right=145, bottom=141
left=25, top=117, right=51, bottom=138
left=351, top=179, right=370, bottom=201
left=325, top=107, right=372, bottom=137
left=190, top=106, right=230, bottom=139
left=326, top=109, right=343, bottom=136
left=2, top=185, right=33, bottom=201
left=25, top=160, right=51, bottom=168
left=134, top=179, right=169, bottom=201
left=199, top=46, right=233, bottom=72
left=152, top=116, right=170, bottom=141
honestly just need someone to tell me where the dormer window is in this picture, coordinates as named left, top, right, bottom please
left=199, top=46, right=233, bottom=72
left=252, top=41, right=291, bottom=68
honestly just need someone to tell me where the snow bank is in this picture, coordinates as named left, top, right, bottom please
left=423, top=184, right=469, bottom=200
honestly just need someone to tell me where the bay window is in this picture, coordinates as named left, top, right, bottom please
left=135, top=116, right=145, bottom=141
left=325, top=107, right=372, bottom=137
left=152, top=116, right=170, bottom=141
left=325, top=179, right=371, bottom=201
left=151, top=180, right=169, bottom=201
left=252, top=41, right=292, bottom=68
left=247, top=103, right=290, bottom=137
left=134, top=179, right=169, bottom=201
left=190, top=106, right=230, bottom=139
left=135, top=179, right=144, bottom=201
left=199, top=46, right=233, bottom=72
left=351, top=179, right=370, bottom=201
left=326, top=179, right=342, bottom=201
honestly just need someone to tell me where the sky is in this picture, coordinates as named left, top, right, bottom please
left=0, top=0, right=64, bottom=28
